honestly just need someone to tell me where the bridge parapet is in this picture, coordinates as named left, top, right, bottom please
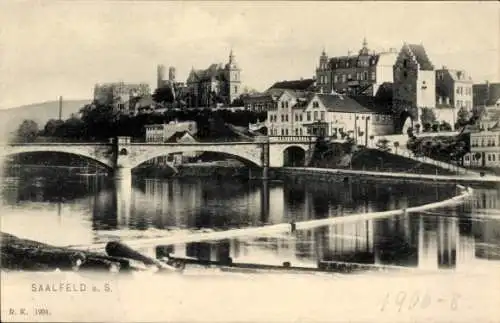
left=268, top=135, right=317, bottom=143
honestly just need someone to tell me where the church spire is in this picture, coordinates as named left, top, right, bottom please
left=229, top=48, right=235, bottom=63
left=359, top=37, right=370, bottom=55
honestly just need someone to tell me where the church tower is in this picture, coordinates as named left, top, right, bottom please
left=225, top=49, right=241, bottom=104
left=316, top=48, right=330, bottom=93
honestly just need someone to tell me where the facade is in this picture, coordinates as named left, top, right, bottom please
left=93, top=82, right=151, bottom=113
left=315, top=39, right=398, bottom=96
left=435, top=67, right=473, bottom=126
left=186, top=50, right=241, bottom=108
left=144, top=121, right=199, bottom=166
left=473, top=82, right=500, bottom=108
left=242, top=93, right=277, bottom=112
left=464, top=125, right=500, bottom=168
left=392, top=43, right=436, bottom=132
left=144, top=120, right=198, bottom=143
left=265, top=92, right=394, bottom=145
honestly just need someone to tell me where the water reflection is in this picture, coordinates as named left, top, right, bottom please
left=1, top=168, right=499, bottom=272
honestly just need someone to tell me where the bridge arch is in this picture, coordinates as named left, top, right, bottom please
left=128, top=144, right=263, bottom=169
left=283, top=145, right=307, bottom=167
left=1, top=145, right=114, bottom=170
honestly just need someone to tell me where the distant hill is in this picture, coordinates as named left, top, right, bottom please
left=0, top=99, right=90, bottom=141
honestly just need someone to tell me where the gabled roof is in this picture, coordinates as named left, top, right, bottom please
left=188, top=63, right=227, bottom=82
left=165, top=131, right=196, bottom=143
left=267, top=79, right=316, bottom=92
left=351, top=95, right=392, bottom=114
left=489, top=121, right=500, bottom=131
left=315, top=93, right=374, bottom=113
left=406, top=44, right=434, bottom=71
left=446, top=69, right=473, bottom=82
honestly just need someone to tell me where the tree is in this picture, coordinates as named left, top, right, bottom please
left=456, top=107, right=470, bottom=127
left=439, top=121, right=452, bottom=131
left=376, top=138, right=391, bottom=152
left=393, top=141, right=400, bottom=154
left=43, top=119, right=64, bottom=137
left=16, top=119, right=39, bottom=142
left=420, top=108, right=437, bottom=128
left=152, top=86, right=175, bottom=104
left=431, top=123, right=440, bottom=132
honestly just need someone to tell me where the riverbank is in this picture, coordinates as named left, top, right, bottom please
left=279, top=167, right=500, bottom=186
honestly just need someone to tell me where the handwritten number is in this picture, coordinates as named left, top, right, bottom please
left=380, top=292, right=390, bottom=312
left=408, top=292, right=420, bottom=310
left=395, top=291, right=407, bottom=312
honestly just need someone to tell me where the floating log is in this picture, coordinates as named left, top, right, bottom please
left=105, top=241, right=179, bottom=272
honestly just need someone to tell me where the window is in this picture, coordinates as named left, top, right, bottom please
left=342, top=74, right=347, bottom=83
left=403, top=71, right=408, bottom=78
left=333, top=75, right=338, bottom=83
left=234, top=86, right=238, bottom=93
left=320, top=111, right=325, bottom=121
left=285, top=101, right=289, bottom=108
left=295, top=114, right=298, bottom=122
left=314, top=111, right=318, bottom=120
left=285, top=115, right=289, bottom=122
left=281, top=115, right=284, bottom=122
left=363, top=72, right=368, bottom=80
left=307, top=112, right=311, bottom=121
left=281, top=102, right=284, bottom=109
left=348, top=74, right=352, bottom=81
left=313, top=101, right=319, bottom=108
left=281, top=129, right=284, bottom=136
left=371, top=72, right=376, bottom=81
left=295, top=129, right=299, bottom=135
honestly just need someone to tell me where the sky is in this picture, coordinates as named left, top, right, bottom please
left=0, top=1, right=499, bottom=109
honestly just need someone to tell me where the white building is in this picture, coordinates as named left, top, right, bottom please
left=464, top=124, right=500, bottom=169
left=266, top=92, right=394, bottom=145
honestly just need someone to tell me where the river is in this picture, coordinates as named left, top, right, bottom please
left=1, top=167, right=500, bottom=322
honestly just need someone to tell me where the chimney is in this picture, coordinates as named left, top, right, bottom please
left=58, top=96, right=63, bottom=120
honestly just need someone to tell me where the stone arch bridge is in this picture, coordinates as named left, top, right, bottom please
left=1, top=136, right=317, bottom=179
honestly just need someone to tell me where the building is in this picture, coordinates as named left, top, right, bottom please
left=473, top=82, right=500, bottom=109
left=315, top=39, right=398, bottom=96
left=242, top=78, right=316, bottom=113
left=242, top=93, right=276, bottom=112
left=392, top=43, right=436, bottom=133
left=144, top=121, right=199, bottom=166
left=265, top=92, right=394, bottom=145
left=144, top=120, right=198, bottom=143
left=435, top=67, right=474, bottom=126
left=93, top=82, right=151, bottom=114
left=464, top=123, right=500, bottom=168
left=185, top=49, right=241, bottom=108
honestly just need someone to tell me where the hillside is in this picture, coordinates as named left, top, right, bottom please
left=310, top=142, right=456, bottom=176
left=0, top=99, right=90, bottom=141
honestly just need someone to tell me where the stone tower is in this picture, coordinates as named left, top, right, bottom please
left=225, top=49, right=241, bottom=104
left=157, top=64, right=167, bottom=88
left=168, top=66, right=176, bottom=82
left=316, top=48, right=330, bottom=93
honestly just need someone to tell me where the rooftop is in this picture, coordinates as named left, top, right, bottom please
left=406, top=44, right=434, bottom=71
left=267, top=79, right=316, bottom=92
left=315, top=93, right=375, bottom=114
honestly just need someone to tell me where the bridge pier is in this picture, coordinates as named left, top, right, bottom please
left=114, top=166, right=132, bottom=181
